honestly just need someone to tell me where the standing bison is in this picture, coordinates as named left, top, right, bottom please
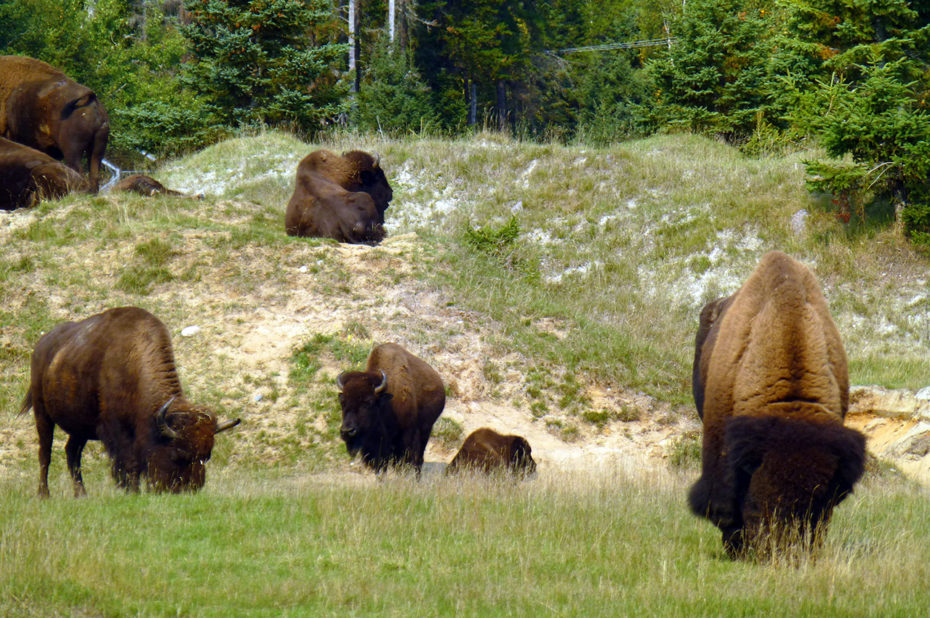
left=20, top=307, right=240, bottom=497
left=0, top=137, right=87, bottom=210
left=336, top=343, right=444, bottom=472
left=285, top=149, right=392, bottom=244
left=689, top=251, right=866, bottom=558
left=446, top=427, right=537, bottom=477
left=0, top=55, right=109, bottom=191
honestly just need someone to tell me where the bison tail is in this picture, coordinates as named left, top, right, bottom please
left=17, top=390, right=33, bottom=417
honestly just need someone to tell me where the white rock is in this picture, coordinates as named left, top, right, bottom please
left=180, top=325, right=201, bottom=337
left=298, top=265, right=309, bottom=273
left=790, top=209, right=809, bottom=235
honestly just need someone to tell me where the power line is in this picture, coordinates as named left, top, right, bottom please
left=548, top=38, right=676, bottom=55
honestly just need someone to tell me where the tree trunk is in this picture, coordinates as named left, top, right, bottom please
left=348, top=0, right=359, bottom=94
left=388, top=0, right=396, bottom=45
left=468, top=79, right=478, bottom=127
left=496, top=80, right=507, bottom=132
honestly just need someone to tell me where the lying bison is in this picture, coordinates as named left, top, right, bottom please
left=20, top=307, right=240, bottom=497
left=336, top=343, right=444, bottom=472
left=285, top=149, right=392, bottom=244
left=0, top=55, right=109, bottom=191
left=110, top=174, right=188, bottom=197
left=689, top=251, right=866, bottom=558
left=0, top=137, right=87, bottom=210
left=446, top=428, right=536, bottom=477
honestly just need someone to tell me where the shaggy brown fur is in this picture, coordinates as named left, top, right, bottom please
left=336, top=343, right=445, bottom=472
left=111, top=174, right=193, bottom=198
left=0, top=137, right=87, bottom=210
left=688, top=251, right=866, bottom=558
left=284, top=149, right=392, bottom=244
left=445, top=428, right=536, bottom=477
left=20, top=307, right=239, bottom=497
left=0, top=55, right=109, bottom=191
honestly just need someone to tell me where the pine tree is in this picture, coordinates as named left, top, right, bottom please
left=646, top=0, right=775, bottom=140
left=182, top=0, right=348, bottom=132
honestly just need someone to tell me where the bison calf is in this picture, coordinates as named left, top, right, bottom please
left=689, top=251, right=866, bottom=558
left=285, top=149, right=392, bottom=244
left=446, top=427, right=536, bottom=477
left=336, top=343, right=444, bottom=472
left=20, top=306, right=240, bottom=497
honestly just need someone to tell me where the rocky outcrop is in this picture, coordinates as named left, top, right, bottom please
left=847, top=385, right=930, bottom=484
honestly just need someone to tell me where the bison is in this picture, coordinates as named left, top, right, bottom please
left=688, top=251, right=866, bottom=558
left=110, top=174, right=188, bottom=197
left=0, top=137, right=87, bottom=210
left=285, top=149, right=392, bottom=244
left=445, top=427, right=537, bottom=477
left=0, top=55, right=110, bottom=192
left=20, top=306, right=240, bottom=497
left=336, top=343, right=444, bottom=472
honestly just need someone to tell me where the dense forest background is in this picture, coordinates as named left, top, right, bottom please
left=1, top=0, right=929, bottom=243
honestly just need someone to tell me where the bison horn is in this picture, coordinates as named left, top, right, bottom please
left=215, top=418, right=241, bottom=434
left=336, top=371, right=348, bottom=391
left=373, top=153, right=381, bottom=168
left=374, top=370, right=388, bottom=394
left=156, top=397, right=178, bottom=439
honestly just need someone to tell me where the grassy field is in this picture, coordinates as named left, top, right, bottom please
left=2, top=469, right=928, bottom=616
left=2, top=130, right=930, bottom=614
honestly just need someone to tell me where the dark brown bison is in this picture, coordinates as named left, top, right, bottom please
left=284, top=149, right=392, bottom=244
left=110, top=174, right=195, bottom=198
left=20, top=307, right=240, bottom=497
left=0, top=137, right=87, bottom=210
left=445, top=427, right=536, bottom=477
left=336, top=343, right=444, bottom=472
left=0, top=55, right=110, bottom=191
left=689, top=251, right=866, bottom=558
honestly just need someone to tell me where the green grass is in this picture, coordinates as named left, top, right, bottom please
left=1, top=470, right=927, bottom=616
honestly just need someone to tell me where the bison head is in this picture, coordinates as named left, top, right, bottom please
left=718, top=411, right=866, bottom=558
left=336, top=370, right=397, bottom=468
left=146, top=398, right=240, bottom=492
left=342, top=150, right=393, bottom=221
left=509, top=436, right=537, bottom=476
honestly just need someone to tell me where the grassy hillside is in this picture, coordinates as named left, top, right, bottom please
left=2, top=131, right=929, bottom=614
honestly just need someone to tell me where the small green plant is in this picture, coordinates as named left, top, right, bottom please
left=431, top=417, right=465, bottom=450
left=668, top=433, right=702, bottom=469
left=464, top=216, right=521, bottom=254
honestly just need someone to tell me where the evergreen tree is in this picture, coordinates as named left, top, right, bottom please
left=182, top=0, right=348, bottom=132
left=646, top=0, right=775, bottom=140
left=354, top=37, right=434, bottom=134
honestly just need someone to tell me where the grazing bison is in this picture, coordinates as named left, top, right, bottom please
left=336, top=343, right=444, bottom=472
left=0, top=137, right=87, bottom=210
left=110, top=174, right=193, bottom=198
left=0, top=55, right=110, bottom=191
left=689, top=251, right=866, bottom=558
left=20, top=307, right=240, bottom=497
left=285, top=149, right=392, bottom=244
left=446, top=428, right=536, bottom=477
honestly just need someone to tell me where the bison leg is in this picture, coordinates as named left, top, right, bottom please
left=35, top=411, right=54, bottom=498
left=65, top=435, right=88, bottom=497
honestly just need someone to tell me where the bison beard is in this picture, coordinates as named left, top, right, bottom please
left=688, top=251, right=866, bottom=559
left=20, top=306, right=240, bottom=497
